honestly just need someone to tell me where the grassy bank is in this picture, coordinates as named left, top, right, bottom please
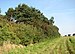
left=1, top=36, right=75, bottom=54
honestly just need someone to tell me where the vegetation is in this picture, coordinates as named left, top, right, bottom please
left=0, top=3, right=75, bottom=54
left=0, top=4, right=60, bottom=46
left=73, top=33, right=75, bottom=36
left=0, top=8, right=1, bottom=13
left=2, top=37, right=75, bottom=54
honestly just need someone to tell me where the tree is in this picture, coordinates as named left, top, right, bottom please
left=6, top=8, right=14, bottom=17
left=68, top=34, right=71, bottom=36
left=5, top=4, right=60, bottom=40
left=49, top=16, right=54, bottom=24
left=5, top=8, right=14, bottom=21
left=73, top=33, right=75, bottom=36
left=0, top=8, right=1, bottom=14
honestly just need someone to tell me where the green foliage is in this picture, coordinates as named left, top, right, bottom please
left=0, top=4, right=60, bottom=46
left=3, top=37, right=75, bottom=54
left=0, top=8, right=1, bottom=13
left=49, top=16, right=54, bottom=24
left=9, top=24, right=46, bottom=45
left=6, top=4, right=60, bottom=37
left=0, top=17, right=20, bottom=45
left=5, top=8, right=14, bottom=21
left=0, top=31, right=20, bottom=45
left=6, top=8, right=14, bottom=17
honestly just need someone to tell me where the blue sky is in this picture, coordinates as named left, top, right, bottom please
left=0, top=0, right=75, bottom=35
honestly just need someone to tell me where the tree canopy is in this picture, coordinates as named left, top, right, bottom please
left=0, top=8, right=1, bottom=13
left=0, top=4, right=60, bottom=46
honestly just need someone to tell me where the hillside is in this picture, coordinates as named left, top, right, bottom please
left=0, top=4, right=61, bottom=54
left=0, top=4, right=60, bottom=46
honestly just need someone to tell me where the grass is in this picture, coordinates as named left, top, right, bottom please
left=1, top=36, right=75, bottom=54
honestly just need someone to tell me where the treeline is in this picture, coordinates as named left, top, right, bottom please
left=65, top=33, right=75, bottom=36
left=0, top=4, right=60, bottom=46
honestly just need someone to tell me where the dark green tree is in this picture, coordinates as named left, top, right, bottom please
left=6, top=8, right=14, bottom=17
left=5, top=4, right=60, bottom=43
left=5, top=8, right=14, bottom=20
left=49, top=16, right=54, bottom=24
left=0, top=8, right=1, bottom=14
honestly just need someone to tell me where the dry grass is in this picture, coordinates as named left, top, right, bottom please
left=0, top=41, right=25, bottom=54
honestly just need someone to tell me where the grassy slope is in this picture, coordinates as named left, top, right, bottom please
left=3, top=36, right=75, bottom=54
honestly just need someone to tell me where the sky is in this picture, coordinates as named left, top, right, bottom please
left=0, top=0, right=75, bottom=36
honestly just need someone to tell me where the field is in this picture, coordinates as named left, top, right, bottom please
left=1, top=36, right=75, bottom=54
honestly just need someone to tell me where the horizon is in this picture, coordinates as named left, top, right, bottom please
left=0, top=0, right=75, bottom=35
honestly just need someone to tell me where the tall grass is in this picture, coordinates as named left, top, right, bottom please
left=1, top=37, right=75, bottom=54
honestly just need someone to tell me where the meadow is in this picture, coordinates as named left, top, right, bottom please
left=1, top=36, right=75, bottom=54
